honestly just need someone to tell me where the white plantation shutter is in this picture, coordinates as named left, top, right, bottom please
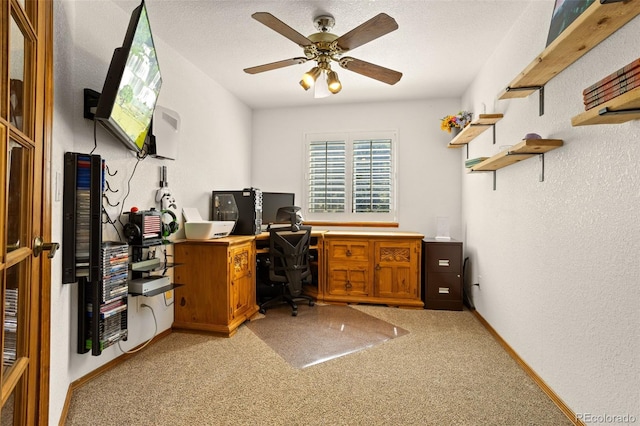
left=352, top=139, right=392, bottom=213
left=305, top=132, right=396, bottom=222
left=308, top=140, right=346, bottom=213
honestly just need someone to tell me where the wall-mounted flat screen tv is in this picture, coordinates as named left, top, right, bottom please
left=95, top=0, right=162, bottom=152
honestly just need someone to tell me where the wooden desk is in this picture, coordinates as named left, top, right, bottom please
left=322, top=231, right=424, bottom=309
left=255, top=229, right=326, bottom=301
left=173, top=236, right=258, bottom=337
left=173, top=230, right=424, bottom=336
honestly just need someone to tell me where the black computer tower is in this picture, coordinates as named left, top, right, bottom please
left=211, top=188, right=262, bottom=235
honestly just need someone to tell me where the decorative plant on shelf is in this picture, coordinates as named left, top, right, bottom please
left=440, top=111, right=473, bottom=133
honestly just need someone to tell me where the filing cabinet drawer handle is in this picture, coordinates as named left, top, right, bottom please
left=438, top=287, right=450, bottom=294
left=438, top=259, right=450, bottom=267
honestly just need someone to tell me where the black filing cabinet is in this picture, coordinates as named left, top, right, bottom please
left=422, top=239, right=463, bottom=310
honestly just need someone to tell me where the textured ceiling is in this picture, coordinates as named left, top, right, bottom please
left=114, top=0, right=545, bottom=109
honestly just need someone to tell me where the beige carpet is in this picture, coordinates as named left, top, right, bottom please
left=65, top=306, right=572, bottom=425
left=246, top=304, right=409, bottom=368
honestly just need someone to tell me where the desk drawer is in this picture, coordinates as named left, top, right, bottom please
left=424, top=272, right=462, bottom=310
left=425, top=243, right=462, bottom=273
left=327, top=240, right=369, bottom=262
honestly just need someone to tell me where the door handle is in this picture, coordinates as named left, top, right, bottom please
left=33, top=237, right=60, bottom=259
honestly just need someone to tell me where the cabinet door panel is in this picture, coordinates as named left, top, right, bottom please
left=327, top=262, right=369, bottom=296
left=374, top=241, right=418, bottom=299
left=328, top=240, right=369, bottom=261
left=230, top=245, right=254, bottom=320
left=377, top=264, right=416, bottom=299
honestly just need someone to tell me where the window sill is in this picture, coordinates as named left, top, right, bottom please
left=304, top=221, right=399, bottom=228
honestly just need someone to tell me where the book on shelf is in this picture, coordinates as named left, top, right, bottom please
left=464, top=157, right=489, bottom=168
left=584, top=77, right=640, bottom=106
left=582, top=57, right=640, bottom=96
left=583, top=67, right=640, bottom=102
left=584, top=79, right=640, bottom=110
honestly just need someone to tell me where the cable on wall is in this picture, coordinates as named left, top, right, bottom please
left=117, top=303, right=158, bottom=354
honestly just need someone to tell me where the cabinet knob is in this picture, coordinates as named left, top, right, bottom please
left=345, top=281, right=352, bottom=289
left=346, top=249, right=352, bottom=257
left=375, top=264, right=381, bottom=270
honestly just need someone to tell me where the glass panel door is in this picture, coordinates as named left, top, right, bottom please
left=2, top=0, right=50, bottom=423
left=9, top=11, right=31, bottom=135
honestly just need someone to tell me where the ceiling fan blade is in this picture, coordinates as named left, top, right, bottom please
left=335, top=13, right=398, bottom=52
left=339, top=57, right=402, bottom=85
left=252, top=12, right=313, bottom=47
left=244, top=57, right=308, bottom=74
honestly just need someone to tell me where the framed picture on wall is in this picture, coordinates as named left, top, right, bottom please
left=546, top=0, right=595, bottom=46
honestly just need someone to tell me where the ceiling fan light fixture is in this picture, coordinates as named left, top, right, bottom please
left=327, top=70, right=342, bottom=94
left=299, top=79, right=312, bottom=91
left=314, top=72, right=331, bottom=98
left=300, top=66, right=322, bottom=90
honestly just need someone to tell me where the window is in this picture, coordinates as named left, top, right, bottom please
left=304, top=131, right=397, bottom=222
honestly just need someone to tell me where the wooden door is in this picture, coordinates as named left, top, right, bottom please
left=374, top=241, right=419, bottom=300
left=325, top=240, right=370, bottom=297
left=1, top=0, right=53, bottom=424
left=229, top=243, right=254, bottom=321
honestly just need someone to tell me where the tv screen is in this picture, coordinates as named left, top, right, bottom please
left=95, top=0, right=162, bottom=152
left=262, top=192, right=295, bottom=225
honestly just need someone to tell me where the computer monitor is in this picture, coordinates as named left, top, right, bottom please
left=261, top=192, right=295, bottom=228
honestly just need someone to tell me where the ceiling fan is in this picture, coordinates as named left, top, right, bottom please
left=243, top=12, right=403, bottom=95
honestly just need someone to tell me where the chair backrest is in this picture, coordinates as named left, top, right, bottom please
left=268, top=225, right=312, bottom=296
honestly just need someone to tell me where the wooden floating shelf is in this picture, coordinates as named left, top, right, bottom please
left=571, top=86, right=640, bottom=126
left=448, top=114, right=504, bottom=148
left=470, top=139, right=563, bottom=172
left=498, top=0, right=640, bottom=100
left=129, top=283, right=183, bottom=298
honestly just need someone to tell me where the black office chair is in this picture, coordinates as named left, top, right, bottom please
left=258, top=224, right=315, bottom=316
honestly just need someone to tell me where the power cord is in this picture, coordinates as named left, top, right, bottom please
left=116, top=155, right=143, bottom=231
left=117, top=303, right=158, bottom=354
left=89, top=119, right=98, bottom=154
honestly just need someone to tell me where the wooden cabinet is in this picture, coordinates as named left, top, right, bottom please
left=375, top=240, right=419, bottom=300
left=173, top=237, right=258, bottom=337
left=323, top=232, right=423, bottom=308
left=326, top=239, right=370, bottom=297
left=422, top=239, right=463, bottom=311
left=228, top=243, right=256, bottom=322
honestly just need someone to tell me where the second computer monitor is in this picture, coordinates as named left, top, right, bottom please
left=261, top=192, right=295, bottom=227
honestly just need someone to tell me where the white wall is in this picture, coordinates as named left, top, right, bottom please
left=50, top=0, right=640, bottom=423
left=50, top=0, right=252, bottom=423
left=251, top=99, right=463, bottom=237
left=461, top=2, right=640, bottom=421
